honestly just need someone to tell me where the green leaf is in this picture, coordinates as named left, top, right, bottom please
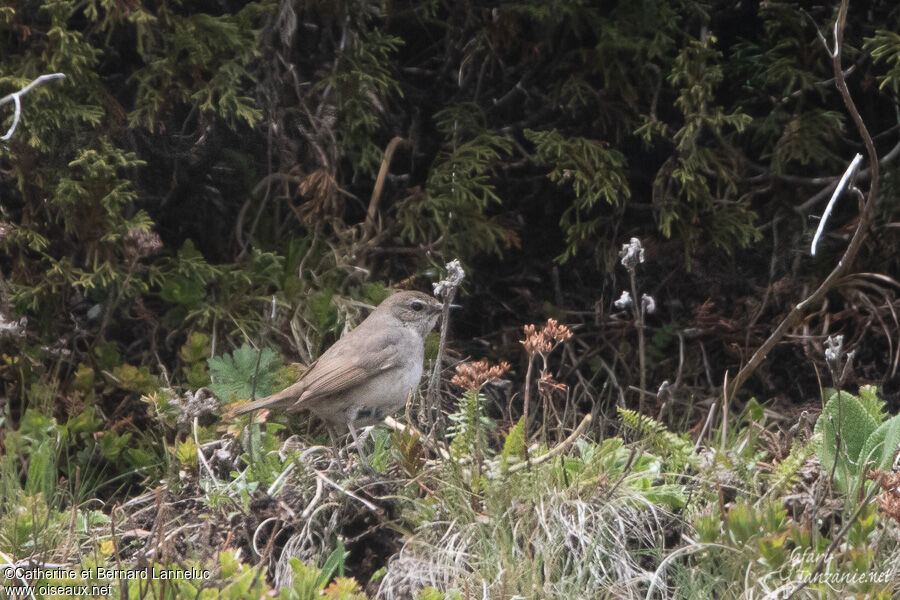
left=180, top=332, right=212, bottom=388
left=318, top=540, right=349, bottom=586
left=25, top=438, right=57, bottom=498
left=744, top=397, right=765, bottom=424
left=208, top=344, right=282, bottom=403
left=361, top=281, right=391, bottom=306
left=617, top=406, right=697, bottom=470
left=814, top=389, right=880, bottom=492
left=73, top=364, right=95, bottom=394
left=98, top=431, right=133, bottom=461
left=111, top=364, right=159, bottom=394
left=94, top=341, right=121, bottom=371
left=857, top=385, right=886, bottom=424
left=859, top=413, right=900, bottom=471
left=160, top=274, right=206, bottom=308
left=815, top=390, right=879, bottom=464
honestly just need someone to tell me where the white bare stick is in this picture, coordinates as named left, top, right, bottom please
left=314, top=469, right=379, bottom=512
left=810, top=152, right=862, bottom=256
left=1, top=73, right=66, bottom=141
left=193, top=416, right=219, bottom=488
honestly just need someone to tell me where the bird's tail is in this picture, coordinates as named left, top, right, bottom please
left=231, top=381, right=305, bottom=415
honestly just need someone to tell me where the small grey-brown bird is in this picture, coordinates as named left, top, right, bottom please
left=232, top=290, right=446, bottom=465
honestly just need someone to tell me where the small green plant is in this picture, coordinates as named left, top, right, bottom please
left=683, top=499, right=892, bottom=599
left=281, top=543, right=360, bottom=600
left=499, top=416, right=526, bottom=474
left=766, top=435, right=819, bottom=499
left=118, top=550, right=271, bottom=600
left=208, top=343, right=282, bottom=404
left=180, top=332, right=212, bottom=389
left=618, top=406, right=697, bottom=471
left=447, top=388, right=494, bottom=461
left=814, top=385, right=899, bottom=494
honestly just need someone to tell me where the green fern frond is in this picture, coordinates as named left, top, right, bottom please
left=865, top=30, right=900, bottom=95
left=767, top=436, right=818, bottom=498
left=617, top=407, right=696, bottom=469
left=500, top=417, right=526, bottom=472
left=524, top=128, right=630, bottom=262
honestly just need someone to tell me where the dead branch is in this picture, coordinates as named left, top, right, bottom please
left=729, top=0, right=879, bottom=400
left=363, top=136, right=406, bottom=239
left=1, top=73, right=66, bottom=141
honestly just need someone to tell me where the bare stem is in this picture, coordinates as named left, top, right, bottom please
left=729, top=0, right=878, bottom=400
left=426, top=288, right=456, bottom=436
left=522, top=355, right=535, bottom=434
left=363, top=136, right=405, bottom=239
left=630, top=270, right=646, bottom=413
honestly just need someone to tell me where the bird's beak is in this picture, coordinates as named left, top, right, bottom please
left=430, top=303, right=461, bottom=314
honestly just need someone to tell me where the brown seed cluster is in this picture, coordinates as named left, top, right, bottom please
left=451, top=359, right=511, bottom=390
left=868, top=469, right=900, bottom=524
left=297, top=168, right=340, bottom=224
left=538, top=369, right=567, bottom=396
left=521, top=318, right=573, bottom=355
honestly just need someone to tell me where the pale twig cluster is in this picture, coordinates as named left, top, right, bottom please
left=823, top=334, right=855, bottom=389
left=124, top=228, right=163, bottom=259
left=615, top=237, right=654, bottom=414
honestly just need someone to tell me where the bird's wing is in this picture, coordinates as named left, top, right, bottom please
left=286, top=328, right=403, bottom=411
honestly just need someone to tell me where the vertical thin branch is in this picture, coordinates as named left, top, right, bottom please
left=428, top=260, right=465, bottom=437
left=363, top=136, right=406, bottom=239
left=630, top=270, right=646, bottom=414
left=426, top=290, right=456, bottom=434
left=720, top=371, right=729, bottom=450
left=522, top=356, right=535, bottom=432
left=728, top=0, right=878, bottom=400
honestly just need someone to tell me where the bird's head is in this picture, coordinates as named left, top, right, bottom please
left=383, top=290, right=446, bottom=336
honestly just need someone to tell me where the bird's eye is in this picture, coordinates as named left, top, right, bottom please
left=411, top=301, right=424, bottom=311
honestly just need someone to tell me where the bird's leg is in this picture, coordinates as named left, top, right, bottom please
left=327, top=424, right=343, bottom=470
left=347, top=410, right=372, bottom=472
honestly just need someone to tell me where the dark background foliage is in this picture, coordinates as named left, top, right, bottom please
left=2, top=0, right=900, bottom=431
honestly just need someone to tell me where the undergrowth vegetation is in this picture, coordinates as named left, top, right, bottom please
left=3, top=312, right=900, bottom=598
left=2, top=0, right=900, bottom=598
